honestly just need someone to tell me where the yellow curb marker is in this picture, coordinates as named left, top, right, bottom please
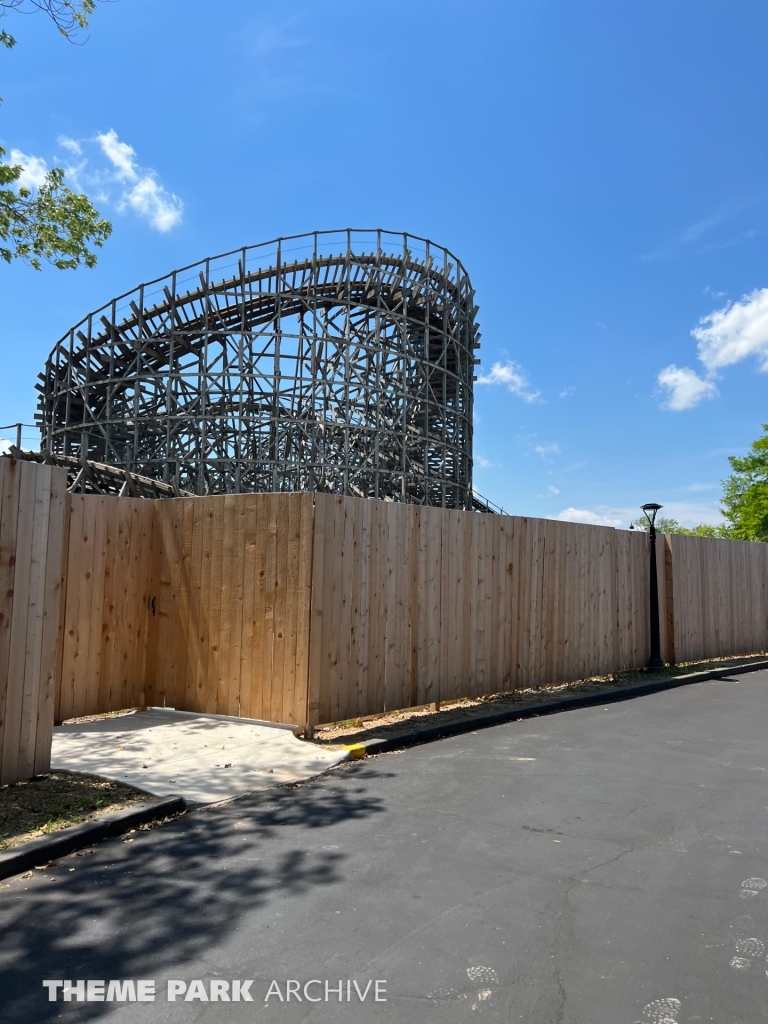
left=345, top=743, right=367, bottom=760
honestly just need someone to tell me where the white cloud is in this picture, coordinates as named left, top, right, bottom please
left=548, top=485, right=560, bottom=495
left=559, top=386, right=575, bottom=398
left=93, top=129, right=183, bottom=232
left=657, top=365, right=718, bottom=411
left=96, top=128, right=139, bottom=182
left=57, top=134, right=82, bottom=157
left=7, top=131, right=183, bottom=233
left=655, top=500, right=724, bottom=526
left=681, top=482, right=718, bottom=493
left=120, top=175, right=183, bottom=232
left=553, top=507, right=625, bottom=528
left=247, top=17, right=307, bottom=56
left=642, top=199, right=758, bottom=261
left=9, top=148, right=49, bottom=190
left=553, top=500, right=724, bottom=530
left=692, top=287, right=768, bottom=373
left=534, top=442, right=560, bottom=460
left=476, top=361, right=541, bottom=402
left=656, top=286, right=768, bottom=410
left=474, top=454, right=493, bottom=469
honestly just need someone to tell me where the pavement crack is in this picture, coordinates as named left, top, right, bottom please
left=577, top=845, right=636, bottom=877
left=556, top=973, right=567, bottom=1024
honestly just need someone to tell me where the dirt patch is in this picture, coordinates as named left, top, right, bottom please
left=0, top=771, right=149, bottom=850
left=60, top=708, right=137, bottom=726
left=311, top=653, right=768, bottom=747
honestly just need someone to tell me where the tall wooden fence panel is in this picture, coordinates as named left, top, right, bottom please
left=148, top=492, right=313, bottom=726
left=665, top=534, right=768, bottom=664
left=307, top=495, right=653, bottom=726
left=0, top=459, right=68, bottom=784
left=55, top=496, right=155, bottom=722
left=52, top=491, right=767, bottom=733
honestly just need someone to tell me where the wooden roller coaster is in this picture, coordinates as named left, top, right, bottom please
left=38, top=229, right=485, bottom=509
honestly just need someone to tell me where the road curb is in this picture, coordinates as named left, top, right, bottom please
left=343, top=659, right=768, bottom=758
left=344, top=743, right=367, bottom=760
left=0, top=795, right=186, bottom=881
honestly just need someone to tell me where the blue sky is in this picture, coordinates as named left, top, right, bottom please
left=2, top=0, right=768, bottom=527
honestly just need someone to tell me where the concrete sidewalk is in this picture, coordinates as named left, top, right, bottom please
left=51, top=709, right=348, bottom=804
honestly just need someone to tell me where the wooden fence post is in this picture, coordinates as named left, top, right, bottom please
left=663, top=534, right=676, bottom=665
left=305, top=494, right=326, bottom=738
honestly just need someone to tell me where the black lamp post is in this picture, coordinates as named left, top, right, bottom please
left=641, top=502, right=664, bottom=669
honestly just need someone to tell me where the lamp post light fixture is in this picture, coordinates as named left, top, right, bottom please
left=641, top=502, right=665, bottom=669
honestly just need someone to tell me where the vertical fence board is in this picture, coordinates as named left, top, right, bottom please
left=16, top=463, right=52, bottom=780
left=365, top=498, right=384, bottom=718
left=82, top=499, right=108, bottom=716
left=33, top=468, right=67, bottom=776
left=2, top=464, right=41, bottom=781
left=0, top=460, right=22, bottom=775
left=0, top=461, right=67, bottom=784
left=306, top=494, right=327, bottom=730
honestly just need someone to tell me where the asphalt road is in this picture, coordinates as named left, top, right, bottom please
left=3, top=669, right=768, bottom=1024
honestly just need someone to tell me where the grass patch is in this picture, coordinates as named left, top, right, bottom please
left=0, top=771, right=148, bottom=851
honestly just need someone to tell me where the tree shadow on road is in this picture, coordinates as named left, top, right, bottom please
left=0, top=763, right=389, bottom=1023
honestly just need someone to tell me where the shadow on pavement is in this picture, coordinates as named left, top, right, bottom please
left=0, top=764, right=388, bottom=1023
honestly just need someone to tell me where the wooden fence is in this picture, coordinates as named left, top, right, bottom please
left=147, top=493, right=314, bottom=726
left=55, top=496, right=155, bottom=723
left=3, top=470, right=766, bottom=779
left=0, top=459, right=68, bottom=785
left=307, top=496, right=652, bottom=725
left=52, top=491, right=768, bottom=732
left=662, top=533, right=768, bottom=665
left=54, top=492, right=313, bottom=727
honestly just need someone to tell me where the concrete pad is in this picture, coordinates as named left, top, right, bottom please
left=51, top=709, right=348, bottom=805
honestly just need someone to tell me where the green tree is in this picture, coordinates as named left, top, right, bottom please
left=1, top=1, right=98, bottom=46
left=0, top=1, right=112, bottom=270
left=721, top=424, right=768, bottom=541
left=631, top=516, right=731, bottom=538
left=0, top=155, right=111, bottom=268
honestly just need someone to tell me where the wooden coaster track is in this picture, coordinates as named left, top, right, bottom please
left=38, top=229, right=481, bottom=509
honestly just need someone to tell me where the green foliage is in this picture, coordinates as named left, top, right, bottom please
left=631, top=516, right=731, bottom=538
left=631, top=427, right=768, bottom=543
left=681, top=522, right=732, bottom=538
left=721, top=424, right=768, bottom=541
left=0, top=146, right=111, bottom=269
left=1, top=1, right=111, bottom=269
left=0, top=1, right=97, bottom=47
